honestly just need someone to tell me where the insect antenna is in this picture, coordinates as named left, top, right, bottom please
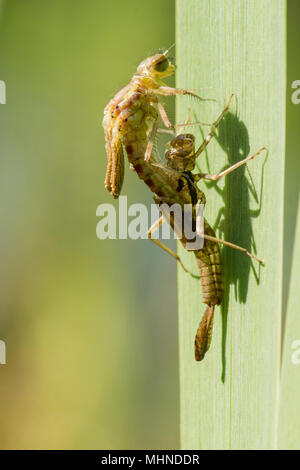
left=163, top=43, right=176, bottom=56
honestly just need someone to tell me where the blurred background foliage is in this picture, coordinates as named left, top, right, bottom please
left=0, top=0, right=298, bottom=450
left=0, top=0, right=177, bottom=449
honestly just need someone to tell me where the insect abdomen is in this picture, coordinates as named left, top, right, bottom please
left=193, top=221, right=222, bottom=361
left=195, top=249, right=222, bottom=306
left=195, top=220, right=222, bottom=307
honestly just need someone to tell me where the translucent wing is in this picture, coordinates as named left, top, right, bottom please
left=110, top=136, right=124, bottom=199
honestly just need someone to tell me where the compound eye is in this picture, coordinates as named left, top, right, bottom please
left=154, top=58, right=169, bottom=72
left=184, top=134, right=195, bottom=142
left=169, top=137, right=183, bottom=148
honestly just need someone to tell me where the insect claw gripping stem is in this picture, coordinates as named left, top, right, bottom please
left=103, top=52, right=265, bottom=361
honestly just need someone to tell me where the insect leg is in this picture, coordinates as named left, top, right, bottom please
left=193, top=94, right=235, bottom=158
left=157, top=128, right=175, bottom=135
left=175, top=107, right=191, bottom=135
left=155, top=86, right=211, bottom=102
left=158, top=104, right=205, bottom=136
left=148, top=217, right=199, bottom=278
left=158, top=102, right=211, bottom=133
left=145, top=120, right=159, bottom=161
left=157, top=102, right=174, bottom=130
left=203, top=233, right=264, bottom=264
left=201, top=147, right=267, bottom=181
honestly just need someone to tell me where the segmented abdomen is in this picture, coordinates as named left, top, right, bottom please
left=124, top=131, right=188, bottom=205
left=195, top=219, right=222, bottom=307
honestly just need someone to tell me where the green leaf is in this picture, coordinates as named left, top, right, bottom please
left=177, top=0, right=286, bottom=450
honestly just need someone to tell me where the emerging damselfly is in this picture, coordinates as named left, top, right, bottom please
left=102, top=52, right=265, bottom=360
left=102, top=46, right=204, bottom=198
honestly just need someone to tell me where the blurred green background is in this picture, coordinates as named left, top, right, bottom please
left=0, top=0, right=298, bottom=450
left=0, top=0, right=177, bottom=449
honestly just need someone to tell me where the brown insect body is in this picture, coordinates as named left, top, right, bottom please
left=103, top=56, right=264, bottom=360
left=103, top=53, right=175, bottom=198
left=125, top=131, right=222, bottom=361
left=164, top=135, right=223, bottom=360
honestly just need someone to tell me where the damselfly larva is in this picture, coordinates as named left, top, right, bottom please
left=124, top=95, right=266, bottom=360
left=102, top=47, right=203, bottom=198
